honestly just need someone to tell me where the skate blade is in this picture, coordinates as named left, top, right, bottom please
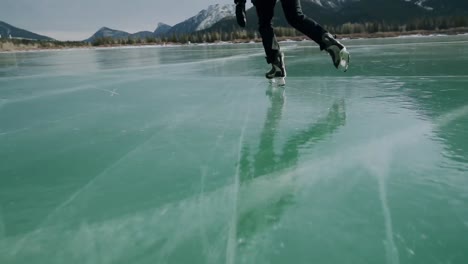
left=270, top=77, right=286, bottom=86
left=338, top=48, right=350, bottom=72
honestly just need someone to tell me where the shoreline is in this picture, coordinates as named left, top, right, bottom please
left=1, top=27, right=468, bottom=54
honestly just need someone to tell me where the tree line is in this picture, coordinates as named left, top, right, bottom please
left=0, top=38, right=90, bottom=48
left=326, top=16, right=468, bottom=35
left=2, top=15, right=467, bottom=49
left=91, top=15, right=468, bottom=46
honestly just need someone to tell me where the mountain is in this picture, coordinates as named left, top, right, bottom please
left=130, top=31, right=155, bottom=39
left=307, top=0, right=350, bottom=9
left=334, top=0, right=468, bottom=23
left=166, top=4, right=235, bottom=35
left=84, top=0, right=468, bottom=43
left=0, top=21, right=54, bottom=41
left=154, top=23, right=172, bottom=36
left=84, top=3, right=237, bottom=42
left=85, top=27, right=130, bottom=42
left=333, top=0, right=427, bottom=24
left=415, top=0, right=468, bottom=15
left=305, top=0, right=468, bottom=13
left=411, top=0, right=435, bottom=11
left=205, top=0, right=468, bottom=33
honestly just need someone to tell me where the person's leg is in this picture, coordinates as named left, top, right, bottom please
left=281, top=0, right=350, bottom=71
left=254, top=0, right=280, bottom=64
left=280, top=0, right=327, bottom=48
left=254, top=0, right=286, bottom=80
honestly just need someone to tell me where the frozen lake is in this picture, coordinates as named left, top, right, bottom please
left=1, top=35, right=468, bottom=264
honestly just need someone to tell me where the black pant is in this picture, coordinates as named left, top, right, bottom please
left=253, top=0, right=327, bottom=63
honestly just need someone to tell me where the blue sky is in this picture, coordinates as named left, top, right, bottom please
left=0, top=0, right=246, bottom=40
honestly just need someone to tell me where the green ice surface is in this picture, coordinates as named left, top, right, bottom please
left=1, top=35, right=468, bottom=264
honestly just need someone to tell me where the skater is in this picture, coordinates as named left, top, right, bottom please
left=235, top=0, right=350, bottom=83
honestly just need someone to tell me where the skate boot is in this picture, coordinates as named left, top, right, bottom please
left=265, top=52, right=286, bottom=86
left=321, top=33, right=350, bottom=72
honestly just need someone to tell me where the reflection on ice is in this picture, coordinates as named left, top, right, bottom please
left=0, top=103, right=467, bottom=264
left=228, top=86, right=347, bottom=263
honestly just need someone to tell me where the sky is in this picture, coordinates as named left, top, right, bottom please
left=0, top=0, right=242, bottom=41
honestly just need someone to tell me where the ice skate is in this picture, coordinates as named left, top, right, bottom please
left=266, top=52, right=286, bottom=86
left=322, top=33, right=350, bottom=72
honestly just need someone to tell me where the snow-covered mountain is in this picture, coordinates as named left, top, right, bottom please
left=196, top=4, right=235, bottom=31
left=404, top=0, right=433, bottom=11
left=167, top=4, right=235, bottom=35
left=306, top=0, right=352, bottom=9
left=306, top=0, right=437, bottom=10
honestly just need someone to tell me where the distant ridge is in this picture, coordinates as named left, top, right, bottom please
left=130, top=31, right=155, bottom=39
left=0, top=21, right=54, bottom=41
left=154, top=23, right=172, bottom=37
left=84, top=27, right=130, bottom=42
left=84, top=4, right=236, bottom=41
